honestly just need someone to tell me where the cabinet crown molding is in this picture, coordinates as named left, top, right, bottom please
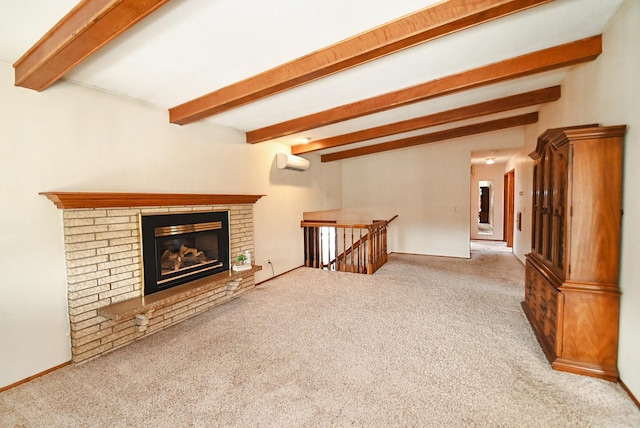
left=529, top=123, right=599, bottom=159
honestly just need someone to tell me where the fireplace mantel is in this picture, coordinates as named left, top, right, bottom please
left=40, top=192, right=265, bottom=209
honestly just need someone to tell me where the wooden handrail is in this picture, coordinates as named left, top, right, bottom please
left=337, top=217, right=393, bottom=259
left=300, top=220, right=386, bottom=229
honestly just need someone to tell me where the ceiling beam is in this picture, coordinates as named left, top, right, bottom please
left=248, top=35, right=601, bottom=144
left=321, top=112, right=538, bottom=162
left=14, top=0, right=170, bottom=91
left=168, top=0, right=553, bottom=126
left=293, top=86, right=560, bottom=155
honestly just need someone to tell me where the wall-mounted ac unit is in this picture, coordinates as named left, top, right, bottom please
left=275, top=153, right=310, bottom=171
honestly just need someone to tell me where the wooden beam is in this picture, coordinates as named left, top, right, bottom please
left=14, top=0, right=170, bottom=91
left=169, top=0, right=553, bottom=125
left=293, top=86, right=560, bottom=155
left=249, top=35, right=601, bottom=144
left=321, top=112, right=538, bottom=162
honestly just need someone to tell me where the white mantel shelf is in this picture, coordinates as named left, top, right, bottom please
left=40, top=192, right=265, bottom=209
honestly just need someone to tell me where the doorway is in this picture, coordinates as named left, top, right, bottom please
left=479, top=185, right=490, bottom=224
left=470, top=163, right=506, bottom=241
left=478, top=181, right=494, bottom=235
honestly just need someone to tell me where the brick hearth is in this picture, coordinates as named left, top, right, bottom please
left=42, top=193, right=263, bottom=363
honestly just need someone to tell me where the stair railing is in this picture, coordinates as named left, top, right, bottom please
left=301, top=216, right=395, bottom=275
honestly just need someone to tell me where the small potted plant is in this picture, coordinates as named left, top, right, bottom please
left=233, top=252, right=251, bottom=271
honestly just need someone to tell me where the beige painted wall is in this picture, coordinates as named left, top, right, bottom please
left=0, top=62, right=341, bottom=388
left=341, top=129, right=523, bottom=258
left=504, top=125, right=535, bottom=261
left=507, top=0, right=640, bottom=399
left=470, top=163, right=506, bottom=241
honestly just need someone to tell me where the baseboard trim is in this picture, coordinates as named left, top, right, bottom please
left=390, top=251, right=467, bottom=260
left=619, top=379, right=640, bottom=409
left=255, top=265, right=305, bottom=286
left=0, top=361, right=71, bottom=393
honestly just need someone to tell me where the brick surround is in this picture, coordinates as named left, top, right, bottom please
left=62, top=203, right=256, bottom=363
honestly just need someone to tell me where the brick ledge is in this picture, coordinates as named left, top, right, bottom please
left=98, top=265, right=262, bottom=321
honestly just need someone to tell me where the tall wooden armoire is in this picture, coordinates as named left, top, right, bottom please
left=522, top=124, right=626, bottom=381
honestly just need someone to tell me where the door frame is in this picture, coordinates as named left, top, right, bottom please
left=504, top=169, right=515, bottom=247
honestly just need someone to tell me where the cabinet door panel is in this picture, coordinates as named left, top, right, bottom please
left=561, top=290, right=620, bottom=369
left=543, top=146, right=554, bottom=262
left=552, top=146, right=568, bottom=275
left=532, top=162, right=542, bottom=255
left=542, top=280, right=558, bottom=351
left=525, top=264, right=536, bottom=308
left=568, top=138, right=622, bottom=284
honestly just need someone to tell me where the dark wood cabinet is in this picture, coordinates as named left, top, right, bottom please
left=523, top=124, right=626, bottom=381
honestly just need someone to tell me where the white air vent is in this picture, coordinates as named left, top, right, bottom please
left=275, top=153, right=309, bottom=171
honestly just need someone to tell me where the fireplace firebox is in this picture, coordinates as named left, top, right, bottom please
left=141, top=211, right=230, bottom=295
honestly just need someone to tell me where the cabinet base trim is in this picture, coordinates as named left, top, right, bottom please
left=522, top=301, right=619, bottom=382
left=552, top=358, right=618, bottom=382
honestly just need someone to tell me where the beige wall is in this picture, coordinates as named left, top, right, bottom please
left=0, top=62, right=341, bottom=388
left=505, top=125, right=535, bottom=261
left=507, top=0, right=640, bottom=399
left=341, top=129, right=523, bottom=258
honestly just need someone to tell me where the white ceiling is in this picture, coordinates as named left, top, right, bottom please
left=0, top=0, right=625, bottom=157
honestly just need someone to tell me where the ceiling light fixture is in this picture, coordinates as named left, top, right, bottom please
left=486, top=157, right=495, bottom=165
left=298, top=137, right=311, bottom=144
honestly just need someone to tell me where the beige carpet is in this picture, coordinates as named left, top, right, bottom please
left=470, top=239, right=513, bottom=252
left=2, top=249, right=639, bottom=427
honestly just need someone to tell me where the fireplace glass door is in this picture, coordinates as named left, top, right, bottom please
left=156, top=222, right=223, bottom=284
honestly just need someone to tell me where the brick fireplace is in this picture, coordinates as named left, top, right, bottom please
left=41, top=192, right=263, bottom=363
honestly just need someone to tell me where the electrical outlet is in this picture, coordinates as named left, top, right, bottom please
left=268, top=259, right=272, bottom=264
